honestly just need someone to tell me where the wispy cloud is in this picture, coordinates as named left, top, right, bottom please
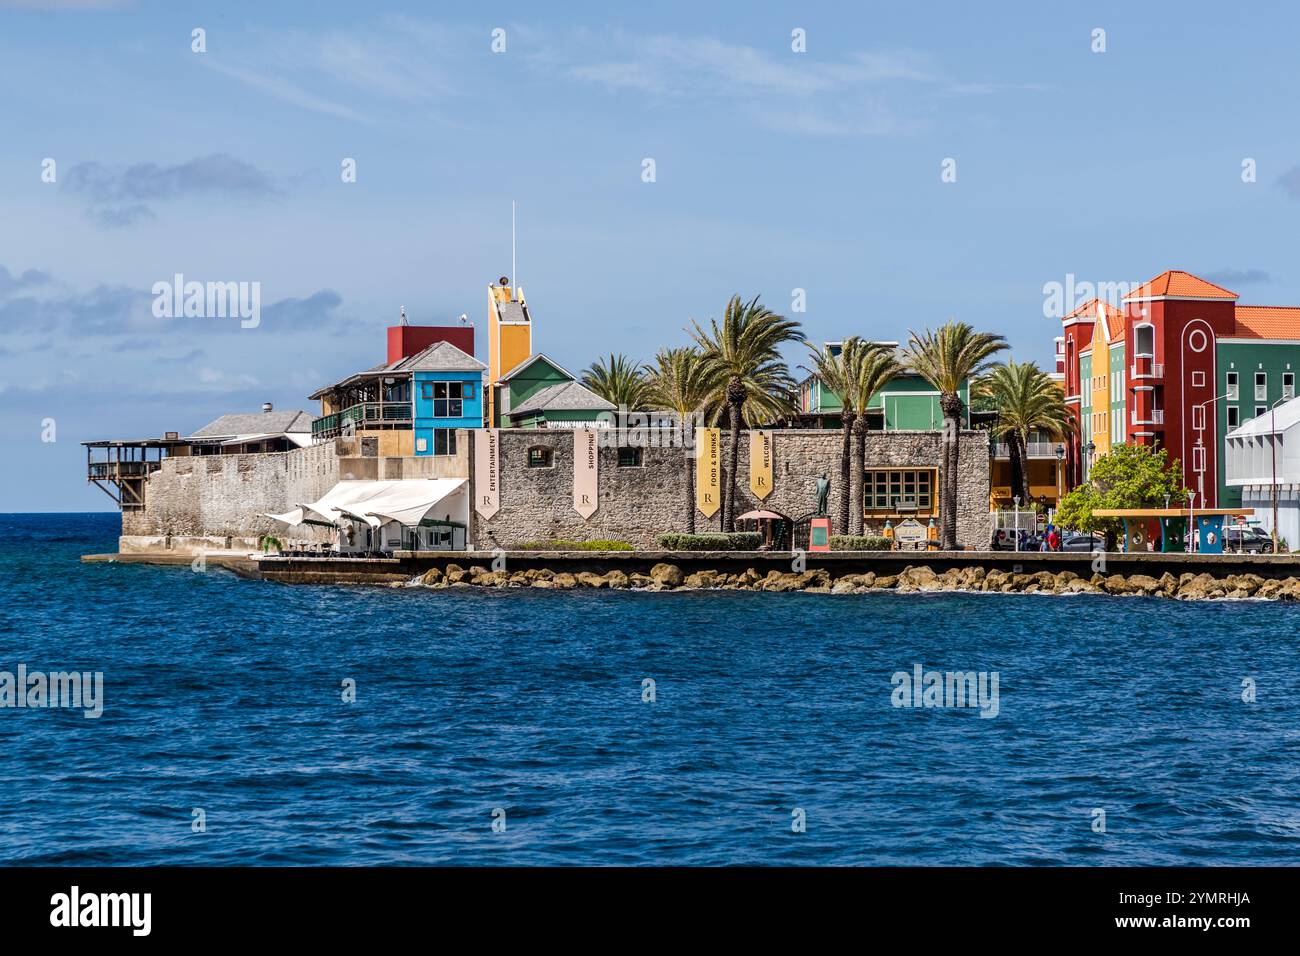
left=62, top=154, right=281, bottom=229
left=1204, top=268, right=1271, bottom=286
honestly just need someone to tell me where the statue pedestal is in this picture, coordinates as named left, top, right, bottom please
left=809, top=517, right=831, bottom=552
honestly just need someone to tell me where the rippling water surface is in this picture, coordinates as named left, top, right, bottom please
left=2, top=512, right=1298, bottom=865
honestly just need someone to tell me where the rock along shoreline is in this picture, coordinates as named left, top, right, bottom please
left=405, top=562, right=1300, bottom=601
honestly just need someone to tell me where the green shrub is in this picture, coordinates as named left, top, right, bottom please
left=656, top=532, right=761, bottom=551
left=830, top=535, right=893, bottom=551
left=518, top=539, right=634, bottom=551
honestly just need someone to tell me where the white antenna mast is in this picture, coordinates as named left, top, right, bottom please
left=511, top=200, right=517, bottom=299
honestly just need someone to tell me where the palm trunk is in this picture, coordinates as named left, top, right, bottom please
left=850, top=416, right=867, bottom=535
left=1016, top=430, right=1032, bottom=505
left=839, top=412, right=854, bottom=533
left=1007, top=432, right=1026, bottom=508
left=685, top=444, right=696, bottom=534
left=724, top=399, right=743, bottom=532
left=939, top=393, right=962, bottom=550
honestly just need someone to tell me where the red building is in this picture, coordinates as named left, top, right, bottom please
left=387, top=311, right=475, bottom=364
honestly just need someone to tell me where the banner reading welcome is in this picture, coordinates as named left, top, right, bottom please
left=696, top=427, right=720, bottom=517
left=474, top=429, right=500, bottom=519
left=573, top=429, right=599, bottom=519
left=749, top=430, right=773, bottom=500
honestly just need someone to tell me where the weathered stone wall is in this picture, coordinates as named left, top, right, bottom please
left=123, top=441, right=340, bottom=539
left=473, top=429, right=990, bottom=549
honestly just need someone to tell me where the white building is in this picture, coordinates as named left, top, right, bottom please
left=1224, top=397, right=1300, bottom=548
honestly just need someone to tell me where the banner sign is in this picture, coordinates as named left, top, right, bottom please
left=574, top=429, right=599, bottom=519
left=749, top=430, right=773, bottom=500
left=474, top=429, right=500, bottom=519
left=696, top=427, right=721, bottom=517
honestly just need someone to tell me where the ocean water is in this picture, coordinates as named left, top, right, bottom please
left=1, top=511, right=1298, bottom=866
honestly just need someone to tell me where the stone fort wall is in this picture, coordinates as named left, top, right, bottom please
left=473, top=428, right=990, bottom=550
left=120, top=428, right=991, bottom=551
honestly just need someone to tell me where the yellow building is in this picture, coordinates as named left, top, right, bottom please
left=486, top=278, right=533, bottom=426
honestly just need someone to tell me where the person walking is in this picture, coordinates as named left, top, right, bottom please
left=1047, top=525, right=1061, bottom=552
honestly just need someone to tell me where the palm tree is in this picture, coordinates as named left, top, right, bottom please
left=978, top=360, right=1074, bottom=506
left=582, top=353, right=649, bottom=412
left=690, top=295, right=803, bottom=530
left=844, top=341, right=903, bottom=534
left=902, top=321, right=1008, bottom=549
left=644, top=346, right=718, bottom=533
left=802, top=338, right=864, bottom=533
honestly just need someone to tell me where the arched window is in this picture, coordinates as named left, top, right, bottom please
left=527, top=446, right=554, bottom=468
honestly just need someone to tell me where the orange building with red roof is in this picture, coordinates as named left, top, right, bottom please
left=1058, top=270, right=1300, bottom=507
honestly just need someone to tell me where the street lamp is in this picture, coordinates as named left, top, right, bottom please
left=1192, top=393, right=1231, bottom=512
left=1055, top=443, right=1065, bottom=508
left=1269, top=396, right=1289, bottom=553
left=1083, top=440, right=1096, bottom=481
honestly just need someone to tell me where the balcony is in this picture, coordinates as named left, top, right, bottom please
left=994, top=441, right=1060, bottom=459
left=1130, top=361, right=1164, bottom=380
left=1131, top=409, right=1165, bottom=426
left=312, top=402, right=412, bottom=439
left=87, top=460, right=162, bottom=479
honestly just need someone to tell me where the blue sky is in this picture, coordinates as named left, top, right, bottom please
left=4, top=0, right=1300, bottom=511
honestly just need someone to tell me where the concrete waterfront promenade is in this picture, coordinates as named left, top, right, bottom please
left=83, top=548, right=1300, bottom=597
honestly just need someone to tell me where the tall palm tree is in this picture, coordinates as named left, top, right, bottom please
left=691, top=295, right=804, bottom=530
left=644, top=346, right=718, bottom=533
left=844, top=342, right=903, bottom=535
left=902, top=321, right=1007, bottom=549
left=582, top=353, right=649, bottom=412
left=802, top=338, right=864, bottom=533
left=978, top=360, right=1074, bottom=506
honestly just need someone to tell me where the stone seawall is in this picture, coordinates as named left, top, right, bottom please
left=473, top=428, right=991, bottom=550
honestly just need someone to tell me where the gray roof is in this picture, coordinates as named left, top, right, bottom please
left=390, top=340, right=485, bottom=373
left=189, top=409, right=314, bottom=439
left=508, top=381, right=617, bottom=417
left=309, top=340, right=485, bottom=398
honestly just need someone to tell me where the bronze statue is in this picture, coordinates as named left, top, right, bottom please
left=814, top=472, right=830, bottom=516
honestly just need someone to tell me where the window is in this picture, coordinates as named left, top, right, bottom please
left=421, top=382, right=434, bottom=400
left=1226, top=371, right=1238, bottom=400
left=1192, top=445, right=1205, bottom=473
left=1255, top=371, right=1267, bottom=402
left=1227, top=406, right=1240, bottom=428
left=1191, top=405, right=1205, bottom=431
left=527, top=446, right=553, bottom=468
left=1255, top=405, right=1267, bottom=420
left=1134, top=324, right=1154, bottom=357
left=431, top=381, right=465, bottom=419
left=416, top=437, right=428, bottom=453
left=865, top=469, right=934, bottom=512
left=1191, top=370, right=1205, bottom=388
left=1285, top=373, right=1295, bottom=400
left=432, top=428, right=457, bottom=456
left=617, top=447, right=642, bottom=467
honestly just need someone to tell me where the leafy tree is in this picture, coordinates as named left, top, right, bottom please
left=844, top=341, right=903, bottom=534
left=902, top=321, right=1007, bottom=549
left=802, top=337, right=865, bottom=533
left=582, top=353, right=649, bottom=410
left=690, top=295, right=803, bottom=530
left=977, top=359, right=1073, bottom=504
left=644, top=347, right=718, bottom=533
left=1055, top=444, right=1187, bottom=545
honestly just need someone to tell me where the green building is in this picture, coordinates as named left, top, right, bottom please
left=494, top=353, right=616, bottom=428
left=797, top=342, right=972, bottom=429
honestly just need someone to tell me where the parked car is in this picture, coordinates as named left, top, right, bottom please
left=1059, top=533, right=1104, bottom=552
left=1224, top=526, right=1274, bottom=554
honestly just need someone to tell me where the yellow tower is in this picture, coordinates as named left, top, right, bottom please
left=487, top=276, right=533, bottom=426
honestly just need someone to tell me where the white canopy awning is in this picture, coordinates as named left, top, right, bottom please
left=289, top=479, right=467, bottom=529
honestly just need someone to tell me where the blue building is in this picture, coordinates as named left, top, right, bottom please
left=412, top=343, right=486, bottom=456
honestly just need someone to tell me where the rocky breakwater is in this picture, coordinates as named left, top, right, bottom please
left=407, top=563, right=1300, bottom=601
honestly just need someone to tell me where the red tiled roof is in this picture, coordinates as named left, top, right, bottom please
left=1063, top=297, right=1106, bottom=320
left=1123, top=270, right=1237, bottom=301
left=1232, top=305, right=1300, bottom=340
left=1105, top=310, right=1126, bottom=341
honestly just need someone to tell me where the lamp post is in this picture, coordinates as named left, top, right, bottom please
left=1192, top=393, right=1231, bottom=511
left=1083, top=440, right=1096, bottom=482
left=1013, top=495, right=1021, bottom=553
left=1187, top=490, right=1197, bottom=553
left=1055, top=443, right=1065, bottom=511
left=1269, top=396, right=1287, bottom=554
